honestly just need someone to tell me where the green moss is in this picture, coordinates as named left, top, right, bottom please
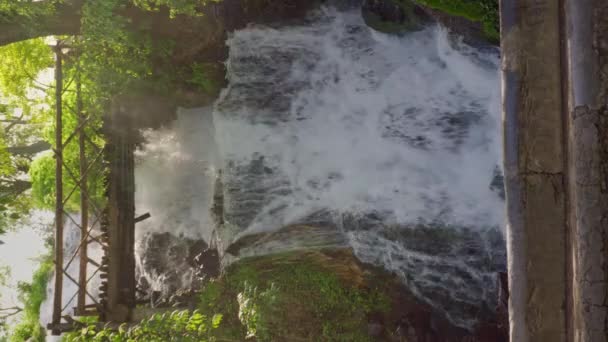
left=186, top=62, right=223, bottom=95
left=406, top=0, right=499, bottom=42
left=197, top=251, right=391, bottom=342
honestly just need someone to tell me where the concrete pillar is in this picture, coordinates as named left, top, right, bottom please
left=502, top=0, right=608, bottom=341
left=565, top=0, right=608, bottom=341
left=501, top=1, right=568, bottom=341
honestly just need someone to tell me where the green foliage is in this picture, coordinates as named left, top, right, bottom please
left=0, top=0, right=61, bottom=30
left=79, top=0, right=223, bottom=100
left=132, top=0, right=221, bottom=17
left=0, top=38, right=52, bottom=234
left=0, top=136, right=13, bottom=178
left=196, top=252, right=391, bottom=342
left=79, top=0, right=155, bottom=101
left=64, top=310, right=223, bottom=342
left=187, top=62, right=222, bottom=94
left=410, top=0, right=499, bottom=41
left=0, top=39, right=52, bottom=103
left=28, top=70, right=107, bottom=211
left=8, top=253, right=53, bottom=342
left=0, top=0, right=221, bottom=225
left=74, top=0, right=222, bottom=109
left=28, top=152, right=55, bottom=208
left=0, top=39, right=52, bottom=174
left=236, top=281, right=278, bottom=340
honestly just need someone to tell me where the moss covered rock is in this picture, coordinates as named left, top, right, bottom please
left=362, top=0, right=499, bottom=44
left=195, top=249, right=507, bottom=341
left=362, top=0, right=432, bottom=34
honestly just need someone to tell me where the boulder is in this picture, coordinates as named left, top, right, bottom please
left=362, top=0, right=432, bottom=34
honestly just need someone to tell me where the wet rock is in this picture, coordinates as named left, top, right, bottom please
left=136, top=232, right=220, bottom=306
left=346, top=216, right=507, bottom=329
left=421, top=6, right=497, bottom=48
left=368, top=322, right=384, bottom=337
left=490, top=166, right=505, bottom=199
left=225, top=224, right=349, bottom=258
left=362, top=0, right=431, bottom=34
left=193, top=247, right=220, bottom=279
left=360, top=0, right=498, bottom=48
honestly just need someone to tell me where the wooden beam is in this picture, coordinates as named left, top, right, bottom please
left=87, top=258, right=100, bottom=268
left=60, top=268, right=98, bottom=306
left=77, top=59, right=88, bottom=314
left=51, top=42, right=64, bottom=336
left=134, top=213, right=151, bottom=223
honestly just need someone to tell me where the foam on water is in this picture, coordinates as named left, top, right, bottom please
left=214, top=8, right=503, bottom=239
left=134, top=107, right=218, bottom=242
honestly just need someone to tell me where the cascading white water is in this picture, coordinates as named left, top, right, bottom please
left=135, top=107, right=218, bottom=243
left=135, top=5, right=505, bottom=329
left=215, top=8, right=502, bottom=236
left=134, top=107, right=219, bottom=297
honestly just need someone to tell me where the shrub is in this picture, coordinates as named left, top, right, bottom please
left=64, top=310, right=223, bottom=342
left=9, top=254, right=53, bottom=342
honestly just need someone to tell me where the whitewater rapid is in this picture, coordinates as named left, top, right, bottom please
left=135, top=6, right=505, bottom=329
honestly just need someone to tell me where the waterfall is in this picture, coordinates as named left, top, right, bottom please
left=135, top=5, right=505, bottom=329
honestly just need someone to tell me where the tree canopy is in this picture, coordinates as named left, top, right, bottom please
left=0, top=38, right=53, bottom=235
left=0, top=3, right=221, bottom=337
left=0, top=0, right=225, bottom=236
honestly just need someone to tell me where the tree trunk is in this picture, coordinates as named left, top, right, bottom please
left=0, top=179, right=31, bottom=198
left=0, top=0, right=82, bottom=47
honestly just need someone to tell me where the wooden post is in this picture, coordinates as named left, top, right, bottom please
left=501, top=0, right=568, bottom=341
left=105, top=102, right=136, bottom=322
left=76, top=61, right=88, bottom=315
left=51, top=42, right=64, bottom=335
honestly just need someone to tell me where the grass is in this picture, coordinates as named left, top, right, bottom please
left=196, top=250, right=391, bottom=342
left=8, top=253, right=53, bottom=342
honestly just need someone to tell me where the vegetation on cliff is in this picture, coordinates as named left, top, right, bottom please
left=366, top=0, right=499, bottom=41
left=7, top=253, right=53, bottom=342
left=412, top=0, right=499, bottom=41
left=196, top=250, right=392, bottom=341
left=66, top=250, right=397, bottom=341
left=63, top=249, right=497, bottom=341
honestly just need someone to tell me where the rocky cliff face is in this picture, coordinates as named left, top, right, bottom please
left=135, top=232, right=219, bottom=306
left=362, top=0, right=497, bottom=47
left=126, top=0, right=499, bottom=130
